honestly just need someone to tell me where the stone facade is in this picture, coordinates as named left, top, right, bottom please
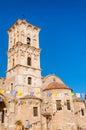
left=0, top=19, right=86, bottom=130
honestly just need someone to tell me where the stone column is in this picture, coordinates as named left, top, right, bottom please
left=9, top=103, right=15, bottom=130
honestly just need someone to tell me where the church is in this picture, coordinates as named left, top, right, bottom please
left=0, top=19, right=86, bottom=130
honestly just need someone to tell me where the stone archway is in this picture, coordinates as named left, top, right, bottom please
left=0, top=95, right=7, bottom=125
left=0, top=101, right=6, bottom=123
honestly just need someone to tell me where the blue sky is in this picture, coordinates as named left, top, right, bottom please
left=0, top=0, right=86, bottom=94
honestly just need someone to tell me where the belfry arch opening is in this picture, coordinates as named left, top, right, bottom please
left=0, top=95, right=7, bottom=123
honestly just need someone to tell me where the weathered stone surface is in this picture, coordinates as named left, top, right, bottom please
left=0, top=19, right=86, bottom=130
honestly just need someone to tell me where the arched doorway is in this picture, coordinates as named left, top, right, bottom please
left=0, top=95, right=7, bottom=124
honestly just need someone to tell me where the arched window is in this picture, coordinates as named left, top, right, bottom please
left=67, top=100, right=71, bottom=110
left=27, top=57, right=31, bottom=66
left=27, top=37, right=30, bottom=45
left=56, top=100, right=62, bottom=110
left=33, top=107, right=38, bottom=116
left=13, top=58, right=15, bottom=67
left=81, top=108, right=84, bottom=116
left=28, top=77, right=32, bottom=85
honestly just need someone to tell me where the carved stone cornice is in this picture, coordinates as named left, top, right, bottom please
left=8, top=19, right=40, bottom=34
left=7, top=41, right=41, bottom=56
left=6, top=64, right=41, bottom=73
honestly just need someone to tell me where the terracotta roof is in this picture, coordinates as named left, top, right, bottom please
left=19, top=95, right=42, bottom=101
left=73, top=96, right=84, bottom=102
left=43, top=82, right=70, bottom=91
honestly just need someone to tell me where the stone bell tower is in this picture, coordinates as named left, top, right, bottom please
left=6, top=19, right=42, bottom=96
